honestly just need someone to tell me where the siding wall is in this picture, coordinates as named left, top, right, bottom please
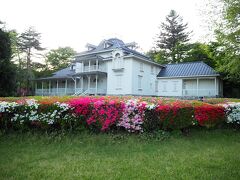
left=131, top=58, right=161, bottom=96
left=158, top=79, right=183, bottom=96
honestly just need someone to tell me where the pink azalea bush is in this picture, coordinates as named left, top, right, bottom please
left=117, top=99, right=146, bottom=132
left=69, top=97, right=124, bottom=131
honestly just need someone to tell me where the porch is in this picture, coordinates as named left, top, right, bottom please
left=35, top=74, right=107, bottom=96
left=182, top=77, right=221, bottom=97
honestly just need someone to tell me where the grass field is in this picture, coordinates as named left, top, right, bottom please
left=0, top=129, right=240, bottom=179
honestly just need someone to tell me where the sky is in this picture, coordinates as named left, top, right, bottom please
left=0, top=0, right=211, bottom=53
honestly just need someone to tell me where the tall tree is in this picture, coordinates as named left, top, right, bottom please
left=18, top=27, right=44, bottom=94
left=214, top=0, right=240, bottom=83
left=0, top=23, right=16, bottom=96
left=45, top=47, right=75, bottom=71
left=154, top=10, right=191, bottom=63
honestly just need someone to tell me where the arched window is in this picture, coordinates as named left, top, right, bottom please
left=115, top=53, right=121, bottom=58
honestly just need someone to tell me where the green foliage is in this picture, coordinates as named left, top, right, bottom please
left=184, top=42, right=216, bottom=67
left=214, top=0, right=240, bottom=83
left=45, top=47, right=75, bottom=71
left=0, top=26, right=16, bottom=96
left=17, top=27, right=45, bottom=95
left=154, top=10, right=191, bottom=63
left=143, top=109, right=161, bottom=132
left=158, top=106, right=195, bottom=130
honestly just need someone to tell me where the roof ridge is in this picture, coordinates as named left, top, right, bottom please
left=163, top=61, right=203, bottom=66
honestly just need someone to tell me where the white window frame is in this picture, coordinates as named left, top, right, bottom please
left=139, top=62, right=144, bottom=72
left=162, top=81, right=167, bottom=92
left=172, top=81, right=178, bottom=92
left=115, top=74, right=122, bottom=90
left=138, top=75, right=143, bottom=90
left=151, top=66, right=154, bottom=74
left=155, top=81, right=158, bottom=92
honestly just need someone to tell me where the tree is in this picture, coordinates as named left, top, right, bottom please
left=18, top=27, right=44, bottom=94
left=214, top=0, right=240, bottom=83
left=0, top=24, right=16, bottom=96
left=183, top=42, right=216, bottom=67
left=45, top=47, right=75, bottom=71
left=154, top=10, right=191, bottom=63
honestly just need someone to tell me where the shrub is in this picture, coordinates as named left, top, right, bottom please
left=194, top=105, right=225, bottom=128
left=225, top=103, right=240, bottom=125
left=117, top=99, right=146, bottom=132
left=0, top=97, right=231, bottom=133
left=156, top=101, right=195, bottom=130
left=69, top=97, right=124, bottom=132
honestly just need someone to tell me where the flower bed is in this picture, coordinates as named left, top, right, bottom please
left=0, top=96, right=237, bottom=133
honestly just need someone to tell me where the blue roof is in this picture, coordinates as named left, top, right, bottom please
left=77, top=38, right=151, bottom=61
left=157, top=61, right=219, bottom=78
left=37, top=67, right=74, bottom=80
left=52, top=67, right=74, bottom=78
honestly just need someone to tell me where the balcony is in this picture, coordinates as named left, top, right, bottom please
left=81, top=65, right=106, bottom=73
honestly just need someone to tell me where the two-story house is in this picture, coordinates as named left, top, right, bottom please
left=35, top=38, right=222, bottom=97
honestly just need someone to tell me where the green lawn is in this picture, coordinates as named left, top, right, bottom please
left=0, top=129, right=240, bottom=179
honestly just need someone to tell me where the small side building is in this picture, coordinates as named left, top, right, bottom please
left=157, top=61, right=223, bottom=97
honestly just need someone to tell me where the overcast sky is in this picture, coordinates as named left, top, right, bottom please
left=1, top=0, right=211, bottom=53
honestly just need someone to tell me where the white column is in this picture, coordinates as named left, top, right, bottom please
left=49, top=81, right=51, bottom=95
left=65, top=79, right=67, bottom=95
left=215, top=77, right=217, bottom=96
left=56, top=80, right=59, bottom=95
left=95, top=75, right=98, bottom=95
left=197, top=78, right=199, bottom=97
left=88, top=76, right=90, bottom=93
left=96, top=59, right=98, bottom=70
left=89, top=61, right=91, bottom=72
left=41, top=81, right=44, bottom=96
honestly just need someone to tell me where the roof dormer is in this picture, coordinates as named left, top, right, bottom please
left=103, top=40, right=113, bottom=49
left=85, top=43, right=96, bottom=51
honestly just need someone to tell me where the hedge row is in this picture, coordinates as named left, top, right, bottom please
left=0, top=97, right=239, bottom=133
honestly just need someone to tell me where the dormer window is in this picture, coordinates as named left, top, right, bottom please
left=115, top=53, right=121, bottom=58
left=103, top=41, right=112, bottom=49
left=85, top=43, right=96, bottom=51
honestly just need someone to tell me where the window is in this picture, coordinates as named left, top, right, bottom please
left=163, top=81, right=167, bottom=92
left=70, top=64, right=75, bottom=70
left=115, top=53, right=120, bottom=58
left=115, top=53, right=122, bottom=67
left=173, top=81, right=178, bottom=92
left=112, top=52, right=124, bottom=70
left=155, top=81, right=158, bottom=92
left=151, top=66, right=154, bottom=74
left=116, top=75, right=122, bottom=89
left=104, top=42, right=111, bottom=49
left=138, top=75, right=143, bottom=90
left=139, top=63, right=143, bottom=72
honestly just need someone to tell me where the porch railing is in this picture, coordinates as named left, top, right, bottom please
left=182, top=89, right=216, bottom=97
left=82, top=65, right=106, bottom=72
left=35, top=88, right=107, bottom=96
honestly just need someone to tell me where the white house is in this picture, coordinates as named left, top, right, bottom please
left=35, top=38, right=222, bottom=97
